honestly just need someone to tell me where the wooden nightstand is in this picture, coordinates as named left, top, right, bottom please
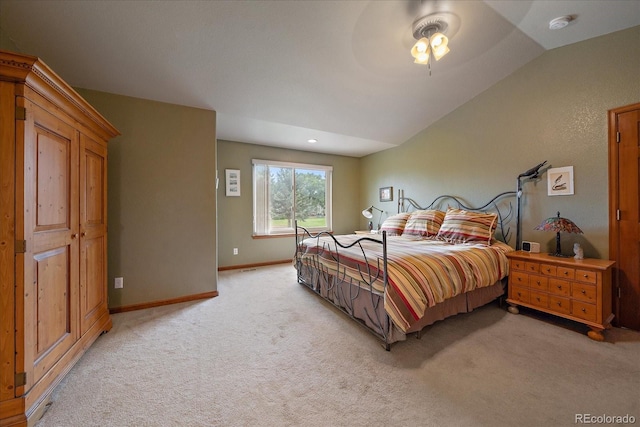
left=506, top=251, right=615, bottom=341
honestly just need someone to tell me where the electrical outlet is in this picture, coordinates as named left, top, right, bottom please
left=115, top=277, right=123, bottom=289
left=233, top=248, right=238, bottom=255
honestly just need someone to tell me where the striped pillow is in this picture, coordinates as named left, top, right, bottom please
left=403, top=210, right=446, bottom=238
left=379, top=213, right=411, bottom=236
left=436, top=208, right=497, bottom=245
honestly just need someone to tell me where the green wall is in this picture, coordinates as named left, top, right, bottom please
left=217, top=140, right=360, bottom=268
left=6, top=23, right=638, bottom=302
left=0, top=26, right=17, bottom=51
left=75, top=89, right=218, bottom=308
left=361, top=26, right=640, bottom=259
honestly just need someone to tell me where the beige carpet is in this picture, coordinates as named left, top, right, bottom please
left=36, top=264, right=640, bottom=427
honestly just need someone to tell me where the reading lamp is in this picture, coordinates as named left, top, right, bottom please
left=534, top=211, right=583, bottom=257
left=516, top=160, right=547, bottom=250
left=362, top=206, right=383, bottom=231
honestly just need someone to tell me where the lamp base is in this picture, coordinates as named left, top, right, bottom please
left=549, top=252, right=571, bottom=258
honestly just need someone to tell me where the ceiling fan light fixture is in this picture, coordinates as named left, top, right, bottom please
left=410, top=13, right=456, bottom=73
left=430, top=33, right=449, bottom=60
left=411, top=38, right=431, bottom=63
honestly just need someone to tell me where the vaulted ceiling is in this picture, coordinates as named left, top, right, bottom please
left=1, top=1, right=638, bottom=157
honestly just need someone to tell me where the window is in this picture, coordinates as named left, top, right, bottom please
left=253, top=159, right=332, bottom=236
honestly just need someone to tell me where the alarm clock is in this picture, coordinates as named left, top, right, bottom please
left=522, top=241, right=540, bottom=253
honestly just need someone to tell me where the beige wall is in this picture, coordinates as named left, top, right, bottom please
left=76, top=89, right=218, bottom=308
left=361, top=26, right=640, bottom=259
left=217, top=140, right=361, bottom=268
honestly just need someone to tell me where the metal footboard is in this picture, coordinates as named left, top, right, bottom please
left=294, top=223, right=393, bottom=350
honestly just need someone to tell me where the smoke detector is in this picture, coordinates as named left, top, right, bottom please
left=549, top=16, right=573, bottom=30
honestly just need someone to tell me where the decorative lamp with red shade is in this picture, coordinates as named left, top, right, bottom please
left=534, top=211, right=583, bottom=257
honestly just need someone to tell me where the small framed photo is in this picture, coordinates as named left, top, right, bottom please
left=225, top=169, right=241, bottom=197
left=379, top=186, right=393, bottom=202
left=547, top=166, right=574, bottom=196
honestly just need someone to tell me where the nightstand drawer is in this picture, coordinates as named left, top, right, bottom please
left=529, top=275, right=548, bottom=291
left=530, top=290, right=548, bottom=309
left=572, top=300, right=597, bottom=322
left=549, top=296, right=571, bottom=315
left=557, top=267, right=575, bottom=280
left=549, top=278, right=570, bottom=297
left=576, top=269, right=598, bottom=285
left=572, top=282, right=597, bottom=303
left=510, top=271, right=529, bottom=287
left=510, top=285, right=530, bottom=304
left=525, top=262, right=539, bottom=273
left=540, top=264, right=557, bottom=276
left=510, top=259, right=526, bottom=271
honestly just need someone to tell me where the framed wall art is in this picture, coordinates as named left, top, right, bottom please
left=547, top=166, right=574, bottom=196
left=379, top=186, right=393, bottom=202
left=225, top=169, right=241, bottom=196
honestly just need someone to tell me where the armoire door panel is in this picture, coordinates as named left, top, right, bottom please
left=32, top=245, right=76, bottom=383
left=83, top=149, right=105, bottom=226
left=80, top=235, right=106, bottom=335
left=35, top=128, right=71, bottom=231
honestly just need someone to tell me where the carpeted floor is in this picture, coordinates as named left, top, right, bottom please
left=35, top=264, right=640, bottom=427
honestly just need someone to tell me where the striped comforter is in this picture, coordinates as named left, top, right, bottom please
left=297, top=234, right=514, bottom=332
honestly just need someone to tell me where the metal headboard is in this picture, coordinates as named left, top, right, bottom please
left=396, top=189, right=517, bottom=244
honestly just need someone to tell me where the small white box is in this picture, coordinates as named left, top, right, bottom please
left=522, top=241, right=540, bottom=253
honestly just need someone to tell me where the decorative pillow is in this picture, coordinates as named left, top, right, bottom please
left=403, top=210, right=446, bottom=238
left=379, top=212, right=411, bottom=236
left=436, top=208, right=498, bottom=245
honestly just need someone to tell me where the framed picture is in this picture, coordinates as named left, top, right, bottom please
left=379, top=186, right=393, bottom=202
left=225, top=169, right=241, bottom=196
left=547, top=166, right=574, bottom=196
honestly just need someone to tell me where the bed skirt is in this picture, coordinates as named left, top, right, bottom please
left=296, top=262, right=505, bottom=348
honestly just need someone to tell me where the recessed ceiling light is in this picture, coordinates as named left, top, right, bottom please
left=307, top=139, right=318, bottom=143
left=549, top=16, right=573, bottom=30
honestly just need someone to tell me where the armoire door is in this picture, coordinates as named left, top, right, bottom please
left=79, top=133, right=109, bottom=335
left=18, top=98, right=79, bottom=390
left=609, top=103, right=640, bottom=331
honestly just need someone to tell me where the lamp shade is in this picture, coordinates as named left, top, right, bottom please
left=362, top=206, right=383, bottom=230
left=534, top=211, right=583, bottom=256
left=534, top=212, right=583, bottom=234
left=430, top=33, right=449, bottom=60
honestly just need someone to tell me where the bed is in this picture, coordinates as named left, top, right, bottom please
left=294, top=191, right=517, bottom=350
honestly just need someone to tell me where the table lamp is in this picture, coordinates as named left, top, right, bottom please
left=534, top=211, right=583, bottom=257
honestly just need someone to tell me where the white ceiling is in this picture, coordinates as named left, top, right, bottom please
left=1, top=1, right=638, bottom=157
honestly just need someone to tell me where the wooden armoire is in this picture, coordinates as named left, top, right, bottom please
left=0, top=50, right=119, bottom=426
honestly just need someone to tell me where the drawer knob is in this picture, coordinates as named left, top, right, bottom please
left=563, top=271, right=568, bottom=275
left=583, top=274, right=589, bottom=278
left=582, top=308, right=586, bottom=313
left=536, top=297, right=541, bottom=302
left=557, top=285, right=562, bottom=289
left=581, top=290, right=586, bottom=294
left=546, top=268, right=551, bottom=272
left=517, top=292, right=522, bottom=297
left=557, top=302, right=562, bottom=306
